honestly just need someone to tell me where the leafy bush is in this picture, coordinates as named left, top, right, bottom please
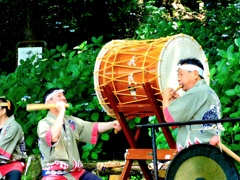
left=133, top=1, right=240, bottom=173
left=0, top=1, right=239, bottom=177
left=0, top=36, right=117, bottom=161
left=0, top=0, right=143, bottom=73
left=211, top=38, right=240, bottom=172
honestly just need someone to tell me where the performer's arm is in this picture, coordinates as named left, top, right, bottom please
left=50, top=102, right=66, bottom=142
left=97, top=120, right=121, bottom=133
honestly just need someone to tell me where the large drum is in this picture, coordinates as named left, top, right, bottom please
left=165, top=144, right=239, bottom=180
left=94, top=34, right=210, bottom=118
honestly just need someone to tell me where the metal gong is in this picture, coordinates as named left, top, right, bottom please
left=165, top=144, right=239, bottom=180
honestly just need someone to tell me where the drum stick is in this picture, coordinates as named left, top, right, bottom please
left=114, top=129, right=118, bottom=134
left=114, top=120, right=121, bottom=134
left=217, top=142, right=240, bottom=162
left=26, top=103, right=69, bottom=111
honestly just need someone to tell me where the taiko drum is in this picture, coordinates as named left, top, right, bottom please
left=94, top=34, right=210, bottom=118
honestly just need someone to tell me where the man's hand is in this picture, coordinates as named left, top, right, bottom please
left=162, top=88, right=173, bottom=101
left=112, top=120, right=121, bottom=133
left=98, top=120, right=122, bottom=133
left=171, top=89, right=180, bottom=101
left=55, top=101, right=66, bottom=114
left=162, top=88, right=180, bottom=101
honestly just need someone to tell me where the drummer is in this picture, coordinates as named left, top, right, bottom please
left=162, top=58, right=223, bottom=152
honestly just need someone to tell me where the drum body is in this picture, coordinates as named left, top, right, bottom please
left=94, top=34, right=209, bottom=118
left=165, top=144, right=239, bottom=180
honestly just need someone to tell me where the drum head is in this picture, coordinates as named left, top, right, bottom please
left=158, top=34, right=209, bottom=96
left=165, top=144, right=239, bottom=180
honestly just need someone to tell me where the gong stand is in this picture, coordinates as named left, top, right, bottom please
left=137, top=118, right=240, bottom=180
left=103, top=82, right=177, bottom=180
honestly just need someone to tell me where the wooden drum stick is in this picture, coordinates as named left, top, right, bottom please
left=217, top=142, right=240, bottom=162
left=114, top=129, right=118, bottom=134
left=26, top=103, right=69, bottom=111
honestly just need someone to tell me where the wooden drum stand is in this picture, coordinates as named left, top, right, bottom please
left=103, top=82, right=177, bottom=180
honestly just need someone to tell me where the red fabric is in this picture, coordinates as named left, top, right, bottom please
left=46, top=129, right=52, bottom=147
left=0, top=148, right=11, bottom=159
left=163, top=108, right=174, bottom=123
left=0, top=161, right=25, bottom=177
left=163, top=107, right=177, bottom=129
left=71, top=170, right=85, bottom=179
left=90, top=123, right=99, bottom=145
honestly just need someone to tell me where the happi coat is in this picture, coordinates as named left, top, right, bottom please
left=0, top=115, right=27, bottom=178
left=37, top=112, right=99, bottom=179
left=163, top=79, right=222, bottom=151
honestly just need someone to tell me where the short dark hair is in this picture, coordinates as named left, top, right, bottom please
left=43, top=87, right=62, bottom=103
left=0, top=98, right=14, bottom=117
left=178, top=58, right=204, bottom=79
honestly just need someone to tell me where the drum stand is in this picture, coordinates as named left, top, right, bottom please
left=103, top=82, right=177, bottom=180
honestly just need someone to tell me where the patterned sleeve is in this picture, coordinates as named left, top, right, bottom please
left=163, top=88, right=208, bottom=123
left=69, top=116, right=99, bottom=144
left=37, top=120, right=54, bottom=147
left=0, top=124, right=22, bottom=159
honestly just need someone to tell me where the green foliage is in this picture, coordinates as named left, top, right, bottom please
left=0, top=36, right=113, bottom=161
left=147, top=115, right=178, bottom=149
left=0, top=0, right=144, bottom=73
left=199, top=3, right=240, bottom=66
left=22, top=154, right=42, bottom=180
left=0, top=1, right=239, bottom=177
left=135, top=2, right=240, bottom=67
left=202, top=0, right=239, bottom=9
left=99, top=175, right=109, bottom=180
left=127, top=117, right=142, bottom=129
left=134, top=1, right=240, bottom=173
left=211, top=38, right=240, bottom=172
left=135, top=1, right=176, bottom=40
left=129, top=173, right=143, bottom=180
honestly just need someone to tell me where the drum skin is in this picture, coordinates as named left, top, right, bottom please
left=94, top=34, right=209, bottom=118
left=165, top=144, right=239, bottom=180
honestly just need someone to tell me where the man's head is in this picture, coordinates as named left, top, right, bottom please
left=43, top=88, right=67, bottom=104
left=0, top=98, right=14, bottom=117
left=177, top=58, right=204, bottom=91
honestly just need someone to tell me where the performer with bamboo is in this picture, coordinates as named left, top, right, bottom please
left=162, top=58, right=223, bottom=151
left=36, top=88, right=121, bottom=180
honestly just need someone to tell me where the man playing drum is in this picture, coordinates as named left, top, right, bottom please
left=162, top=58, right=223, bottom=152
left=0, top=98, right=27, bottom=180
left=37, top=88, right=121, bottom=180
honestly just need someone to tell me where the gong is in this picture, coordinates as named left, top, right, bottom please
left=165, top=144, right=239, bottom=180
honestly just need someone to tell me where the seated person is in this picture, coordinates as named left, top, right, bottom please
left=37, top=88, right=121, bottom=180
left=0, top=98, right=27, bottom=180
left=162, top=58, right=222, bottom=152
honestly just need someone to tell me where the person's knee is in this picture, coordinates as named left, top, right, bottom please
left=5, top=170, right=22, bottom=180
left=80, top=171, right=102, bottom=180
